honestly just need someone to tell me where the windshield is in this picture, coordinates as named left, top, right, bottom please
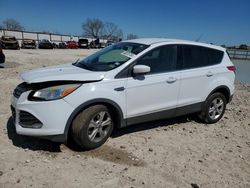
left=73, top=42, right=149, bottom=71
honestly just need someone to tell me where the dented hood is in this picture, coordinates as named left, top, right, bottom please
left=21, top=64, right=105, bottom=83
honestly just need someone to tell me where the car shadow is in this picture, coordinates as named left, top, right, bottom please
left=6, top=117, right=61, bottom=152
left=111, top=114, right=201, bottom=138
left=6, top=114, right=201, bottom=152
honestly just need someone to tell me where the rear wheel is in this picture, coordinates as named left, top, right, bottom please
left=71, top=105, right=113, bottom=150
left=199, top=92, right=226, bottom=124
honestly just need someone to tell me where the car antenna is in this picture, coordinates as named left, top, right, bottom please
left=195, top=34, right=203, bottom=42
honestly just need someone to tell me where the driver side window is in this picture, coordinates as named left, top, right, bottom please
left=135, top=45, right=177, bottom=74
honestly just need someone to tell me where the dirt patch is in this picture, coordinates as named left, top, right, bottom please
left=0, top=62, right=20, bottom=68
left=79, top=145, right=146, bottom=167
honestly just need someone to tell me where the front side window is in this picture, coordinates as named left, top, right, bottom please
left=74, top=42, right=149, bottom=71
left=135, top=45, right=178, bottom=74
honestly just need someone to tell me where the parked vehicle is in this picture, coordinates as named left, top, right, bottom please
left=0, top=36, right=20, bottom=50
left=38, top=39, right=53, bottom=49
left=58, top=42, right=67, bottom=49
left=105, top=40, right=115, bottom=47
left=89, top=38, right=101, bottom=48
left=78, top=38, right=89, bottom=48
left=66, top=41, right=78, bottom=49
left=21, top=39, right=36, bottom=49
left=0, top=42, right=5, bottom=64
left=52, top=42, right=59, bottom=49
left=11, top=38, right=235, bottom=150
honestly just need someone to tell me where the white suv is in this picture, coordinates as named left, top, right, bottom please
left=11, top=38, right=235, bottom=149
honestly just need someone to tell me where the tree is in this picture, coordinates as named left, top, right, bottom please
left=103, top=22, right=123, bottom=40
left=127, top=33, right=138, bottom=40
left=2, top=18, right=24, bottom=31
left=239, top=44, right=248, bottom=50
left=103, top=22, right=118, bottom=38
left=82, top=18, right=104, bottom=38
left=116, top=29, right=123, bottom=40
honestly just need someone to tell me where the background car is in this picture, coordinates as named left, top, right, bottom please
left=58, top=42, right=67, bottom=49
left=0, top=42, right=5, bottom=65
left=78, top=38, right=89, bottom=48
left=66, top=41, right=78, bottom=49
left=52, top=42, right=59, bottom=48
left=0, top=36, right=20, bottom=50
left=89, top=38, right=101, bottom=48
left=105, top=40, right=115, bottom=47
left=38, top=39, right=53, bottom=49
left=21, top=39, right=36, bottom=49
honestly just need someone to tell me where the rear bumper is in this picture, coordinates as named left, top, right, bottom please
left=0, top=53, right=5, bottom=64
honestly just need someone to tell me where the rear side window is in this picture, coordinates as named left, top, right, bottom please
left=182, top=45, right=224, bottom=69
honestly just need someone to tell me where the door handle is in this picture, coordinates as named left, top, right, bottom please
left=206, top=71, right=213, bottom=77
left=166, top=77, right=177, bottom=83
left=114, top=87, right=125, bottom=91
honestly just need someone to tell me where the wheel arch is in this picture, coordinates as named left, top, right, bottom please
left=207, top=85, right=231, bottom=103
left=64, top=98, right=125, bottom=142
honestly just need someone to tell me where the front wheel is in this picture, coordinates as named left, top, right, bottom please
left=71, top=105, right=114, bottom=150
left=198, top=92, right=227, bottom=124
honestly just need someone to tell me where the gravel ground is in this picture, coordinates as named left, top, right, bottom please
left=0, top=49, right=250, bottom=188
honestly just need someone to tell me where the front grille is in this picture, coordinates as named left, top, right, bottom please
left=13, top=82, right=31, bottom=98
left=19, top=111, right=43, bottom=128
left=11, top=105, right=16, bottom=123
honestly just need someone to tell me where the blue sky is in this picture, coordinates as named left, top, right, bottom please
left=0, top=0, right=249, bottom=45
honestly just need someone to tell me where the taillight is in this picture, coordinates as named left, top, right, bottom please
left=227, top=66, right=236, bottom=73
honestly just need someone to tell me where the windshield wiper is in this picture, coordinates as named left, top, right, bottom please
left=73, top=61, right=91, bottom=70
left=72, top=58, right=79, bottom=65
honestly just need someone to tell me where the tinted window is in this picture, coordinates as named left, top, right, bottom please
left=208, top=48, right=224, bottom=64
left=136, top=45, right=177, bottom=74
left=182, top=45, right=224, bottom=69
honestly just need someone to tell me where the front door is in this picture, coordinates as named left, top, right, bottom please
left=125, top=45, right=181, bottom=124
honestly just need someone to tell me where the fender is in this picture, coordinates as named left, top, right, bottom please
left=207, top=85, right=231, bottom=102
left=63, top=98, right=126, bottom=141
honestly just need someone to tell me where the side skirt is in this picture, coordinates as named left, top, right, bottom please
left=126, top=102, right=203, bottom=126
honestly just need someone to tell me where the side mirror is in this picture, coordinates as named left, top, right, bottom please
left=133, top=65, right=150, bottom=75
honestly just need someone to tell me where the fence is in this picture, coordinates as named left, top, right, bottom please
left=0, top=29, right=107, bottom=45
left=227, top=49, right=250, bottom=60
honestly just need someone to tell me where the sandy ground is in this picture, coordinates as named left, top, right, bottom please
left=0, top=49, right=249, bottom=188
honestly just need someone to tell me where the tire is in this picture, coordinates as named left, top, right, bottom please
left=198, top=92, right=227, bottom=124
left=71, top=105, right=114, bottom=150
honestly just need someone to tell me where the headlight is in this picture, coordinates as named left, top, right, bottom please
left=29, top=84, right=81, bottom=101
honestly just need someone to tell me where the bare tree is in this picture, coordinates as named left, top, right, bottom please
left=82, top=18, right=104, bottom=38
left=2, top=18, right=24, bottom=31
left=103, top=22, right=124, bottom=40
left=116, top=29, right=123, bottom=40
left=103, top=22, right=117, bottom=38
left=127, top=33, right=138, bottom=40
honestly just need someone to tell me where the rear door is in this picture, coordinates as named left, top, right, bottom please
left=177, top=45, right=224, bottom=112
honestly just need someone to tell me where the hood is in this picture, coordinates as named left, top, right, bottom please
left=21, top=64, right=105, bottom=84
